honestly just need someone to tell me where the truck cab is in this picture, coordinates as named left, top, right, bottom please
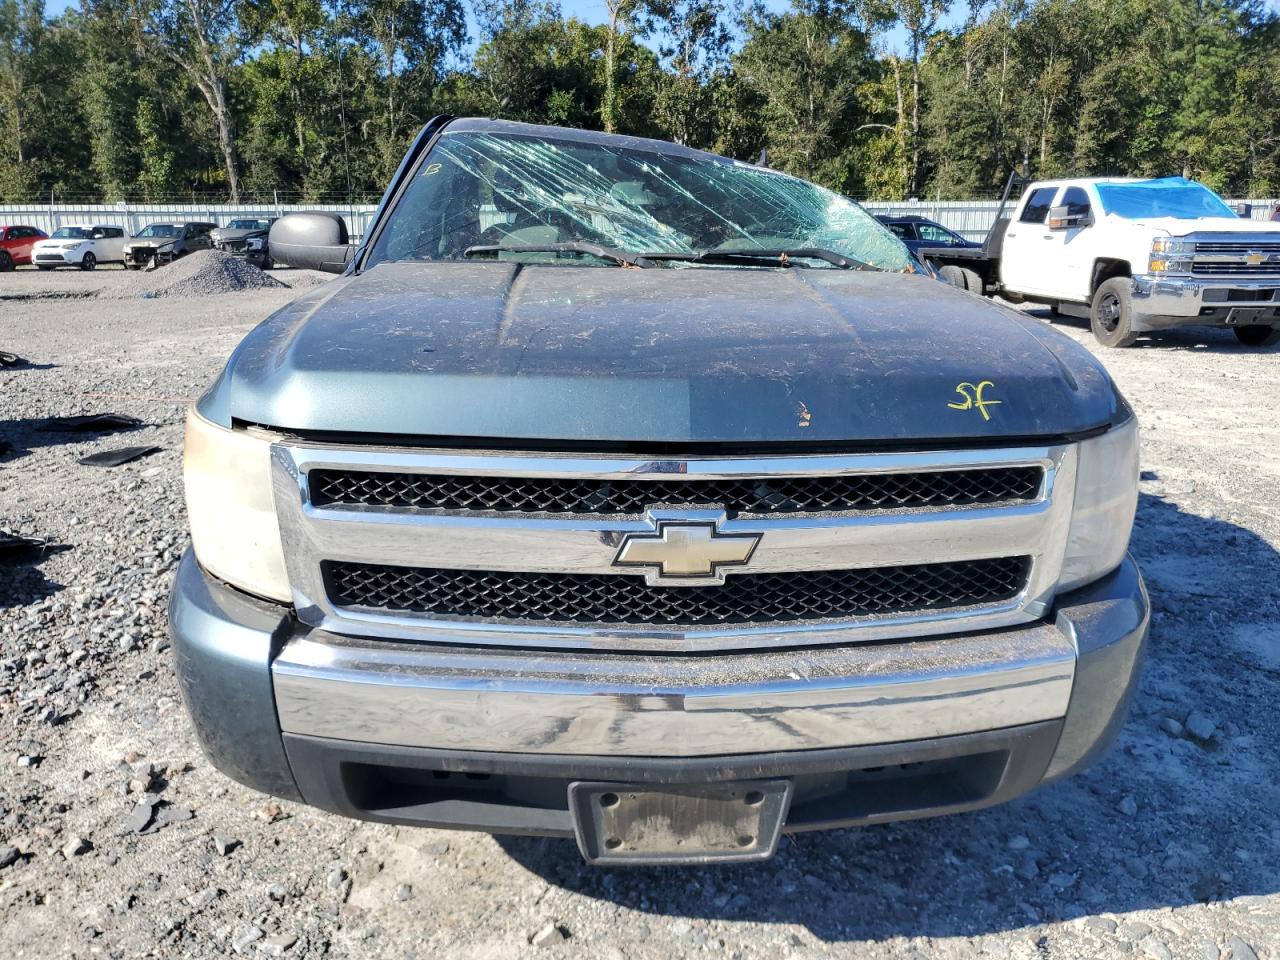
left=999, top=177, right=1280, bottom=347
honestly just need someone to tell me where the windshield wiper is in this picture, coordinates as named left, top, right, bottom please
left=463, top=242, right=652, bottom=268
left=643, top=248, right=877, bottom=271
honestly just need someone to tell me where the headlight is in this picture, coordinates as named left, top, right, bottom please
left=1058, top=415, right=1139, bottom=593
left=246, top=238, right=264, bottom=250
left=1149, top=237, right=1193, bottom=274
left=184, top=408, right=291, bottom=602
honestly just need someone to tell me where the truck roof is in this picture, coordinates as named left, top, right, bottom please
left=1024, top=176, right=1151, bottom=189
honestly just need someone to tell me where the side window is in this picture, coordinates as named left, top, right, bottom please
left=1019, top=187, right=1058, bottom=224
left=885, top=223, right=912, bottom=240
left=1061, top=186, right=1091, bottom=218
left=91, top=228, right=106, bottom=239
left=108, top=228, right=123, bottom=238
left=917, top=223, right=956, bottom=244
left=184, top=225, right=198, bottom=239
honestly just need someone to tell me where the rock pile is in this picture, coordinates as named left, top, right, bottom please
left=107, top=250, right=286, bottom=299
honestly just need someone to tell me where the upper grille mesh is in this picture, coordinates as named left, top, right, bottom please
left=309, top=466, right=1042, bottom=515
left=323, top=556, right=1030, bottom=627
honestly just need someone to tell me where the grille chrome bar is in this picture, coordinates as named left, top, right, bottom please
left=271, top=444, right=1076, bottom=652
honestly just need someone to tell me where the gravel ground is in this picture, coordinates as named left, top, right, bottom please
left=1, top=271, right=1278, bottom=960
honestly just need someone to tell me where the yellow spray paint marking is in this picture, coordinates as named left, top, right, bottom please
left=948, top=381, right=1002, bottom=421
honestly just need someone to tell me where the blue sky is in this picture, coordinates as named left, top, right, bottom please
left=39, top=0, right=1280, bottom=57
left=40, top=0, right=938, bottom=55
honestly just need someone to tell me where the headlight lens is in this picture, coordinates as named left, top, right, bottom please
left=1058, top=416, right=1139, bottom=593
left=246, top=237, right=264, bottom=250
left=184, top=408, right=291, bottom=602
left=1149, top=237, right=1193, bottom=274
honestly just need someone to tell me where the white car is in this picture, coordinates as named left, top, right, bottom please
left=31, top=224, right=130, bottom=270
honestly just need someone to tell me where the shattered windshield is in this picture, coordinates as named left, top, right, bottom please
left=228, top=219, right=271, bottom=230
left=136, top=224, right=180, bottom=238
left=366, top=131, right=913, bottom=271
left=1095, top=178, right=1237, bottom=220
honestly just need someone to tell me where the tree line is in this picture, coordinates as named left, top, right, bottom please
left=1, top=0, right=1277, bottom=204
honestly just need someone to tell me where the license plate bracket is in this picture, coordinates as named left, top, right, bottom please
left=1226, top=306, right=1268, bottom=325
left=568, top=780, right=791, bottom=865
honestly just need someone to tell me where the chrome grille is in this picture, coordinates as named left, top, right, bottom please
left=324, top=557, right=1031, bottom=627
left=1191, top=262, right=1280, bottom=277
left=1191, top=238, right=1280, bottom=277
left=309, top=465, right=1043, bottom=515
left=1194, top=241, right=1280, bottom=255
left=272, top=444, right=1075, bottom=651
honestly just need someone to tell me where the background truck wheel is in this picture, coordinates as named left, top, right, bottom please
left=0, top=251, right=13, bottom=271
left=938, top=265, right=967, bottom=289
left=1234, top=325, right=1280, bottom=347
left=1090, top=278, right=1138, bottom=347
left=80, top=252, right=97, bottom=271
left=959, top=267, right=983, bottom=294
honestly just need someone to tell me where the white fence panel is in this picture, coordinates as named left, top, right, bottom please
left=3, top=198, right=1277, bottom=245
left=0, top=203, right=380, bottom=241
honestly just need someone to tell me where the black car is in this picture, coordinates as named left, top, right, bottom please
left=875, top=214, right=980, bottom=256
left=211, top=217, right=277, bottom=269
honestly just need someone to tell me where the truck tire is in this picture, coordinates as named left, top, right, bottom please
left=938, top=265, right=967, bottom=289
left=1234, top=325, right=1280, bottom=347
left=960, top=267, right=983, bottom=295
left=1090, top=278, right=1138, bottom=347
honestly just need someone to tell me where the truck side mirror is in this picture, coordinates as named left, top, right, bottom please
left=1047, top=205, right=1091, bottom=230
left=269, top=213, right=355, bottom=274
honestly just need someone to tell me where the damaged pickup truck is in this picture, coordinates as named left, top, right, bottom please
left=170, top=118, right=1148, bottom=865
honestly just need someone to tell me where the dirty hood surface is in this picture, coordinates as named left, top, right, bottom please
left=217, top=261, right=1121, bottom=444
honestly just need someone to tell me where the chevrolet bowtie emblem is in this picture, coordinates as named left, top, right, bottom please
left=614, top=521, right=761, bottom=584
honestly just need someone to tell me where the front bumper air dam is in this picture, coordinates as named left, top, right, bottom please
left=1131, top=275, right=1280, bottom=330
left=168, top=549, right=1148, bottom=830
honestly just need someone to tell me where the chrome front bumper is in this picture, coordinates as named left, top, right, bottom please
left=1131, top=275, right=1280, bottom=329
left=271, top=621, right=1076, bottom=756
left=170, top=549, right=1147, bottom=804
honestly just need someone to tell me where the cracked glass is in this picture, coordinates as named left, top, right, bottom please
left=367, top=131, right=914, bottom=271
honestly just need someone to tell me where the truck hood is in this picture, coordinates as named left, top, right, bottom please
left=1128, top=216, right=1280, bottom=236
left=208, top=261, right=1123, bottom=445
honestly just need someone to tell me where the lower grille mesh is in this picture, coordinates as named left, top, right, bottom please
left=323, top=556, right=1030, bottom=627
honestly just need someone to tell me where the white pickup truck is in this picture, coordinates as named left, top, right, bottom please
left=922, top=176, right=1280, bottom=348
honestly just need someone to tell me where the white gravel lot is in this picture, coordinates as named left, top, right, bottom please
left=1, top=266, right=1278, bottom=960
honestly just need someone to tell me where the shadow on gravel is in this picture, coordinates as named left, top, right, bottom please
left=0, top=415, right=145, bottom=461
left=1026, top=306, right=1280, bottom=353
left=498, top=490, right=1280, bottom=942
left=0, top=556, right=68, bottom=610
